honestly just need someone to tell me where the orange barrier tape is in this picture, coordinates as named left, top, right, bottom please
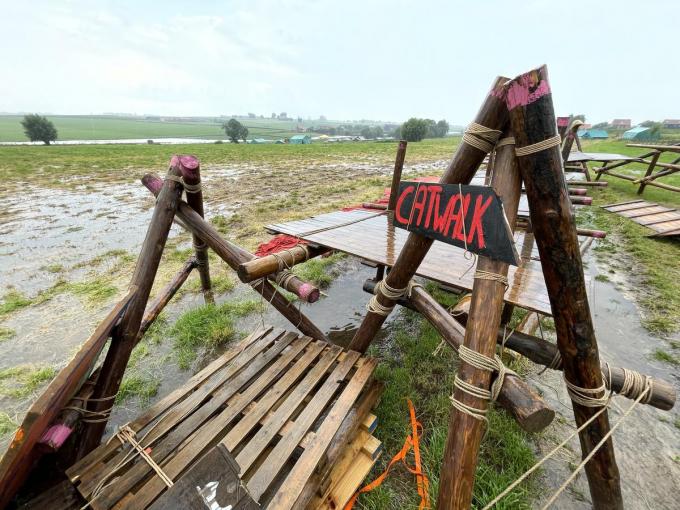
left=344, top=399, right=430, bottom=510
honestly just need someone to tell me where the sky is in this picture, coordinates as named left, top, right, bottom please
left=2, top=0, right=678, bottom=125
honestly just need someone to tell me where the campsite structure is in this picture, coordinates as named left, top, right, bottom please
left=0, top=66, right=676, bottom=509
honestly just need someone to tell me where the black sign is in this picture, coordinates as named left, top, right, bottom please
left=393, top=181, right=520, bottom=266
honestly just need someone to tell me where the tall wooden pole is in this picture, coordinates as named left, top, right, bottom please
left=78, top=165, right=184, bottom=456
left=506, top=65, right=623, bottom=509
left=387, top=140, right=408, bottom=211
left=349, top=76, right=510, bottom=353
left=437, top=132, right=524, bottom=509
left=174, top=155, right=214, bottom=303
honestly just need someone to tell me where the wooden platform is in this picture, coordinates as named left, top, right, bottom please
left=267, top=210, right=562, bottom=315
left=602, top=200, right=680, bottom=236
left=63, top=327, right=380, bottom=510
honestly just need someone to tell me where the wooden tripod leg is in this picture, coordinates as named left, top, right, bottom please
left=506, top=65, right=623, bottom=509
left=387, top=140, right=408, bottom=211
left=174, top=155, right=214, bottom=303
left=437, top=131, right=524, bottom=509
left=348, top=76, right=511, bottom=353
left=77, top=164, right=184, bottom=457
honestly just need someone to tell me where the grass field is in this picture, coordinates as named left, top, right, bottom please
left=0, top=114, right=359, bottom=142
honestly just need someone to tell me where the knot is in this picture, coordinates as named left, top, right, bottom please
left=515, top=135, right=562, bottom=157
left=462, top=122, right=502, bottom=153
left=115, top=425, right=174, bottom=488
left=406, top=280, right=423, bottom=299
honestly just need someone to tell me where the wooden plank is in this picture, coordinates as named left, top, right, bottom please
left=604, top=201, right=653, bottom=212
left=266, top=358, right=378, bottom=509
left=67, top=326, right=272, bottom=482
left=87, top=333, right=298, bottom=509
left=0, top=289, right=136, bottom=509
left=235, top=345, right=344, bottom=474
left=624, top=206, right=675, bottom=219
left=122, top=337, right=314, bottom=510
left=600, top=199, right=644, bottom=209
left=245, top=351, right=362, bottom=501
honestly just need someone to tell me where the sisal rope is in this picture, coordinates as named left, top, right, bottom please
left=515, top=135, right=562, bottom=157
left=164, top=174, right=202, bottom=193
left=473, top=269, right=509, bottom=290
left=366, top=279, right=409, bottom=317
left=462, top=122, right=503, bottom=153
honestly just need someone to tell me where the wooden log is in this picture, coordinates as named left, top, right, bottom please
left=361, top=202, right=388, bottom=210
left=570, top=196, right=593, bottom=206
left=0, top=291, right=136, bottom=509
left=568, top=187, right=587, bottom=196
left=506, top=65, right=623, bottom=509
left=360, top=280, right=676, bottom=410
left=625, top=143, right=680, bottom=152
left=175, top=155, right=214, bottom=303
left=637, top=152, right=661, bottom=195
left=561, top=119, right=583, bottom=162
left=437, top=130, right=527, bottom=509
left=142, top=175, right=328, bottom=340
left=237, top=244, right=329, bottom=283
left=349, top=75, right=510, bottom=353
left=78, top=165, right=186, bottom=457
left=387, top=140, right=408, bottom=211
left=568, top=180, right=608, bottom=187
left=137, top=257, right=196, bottom=340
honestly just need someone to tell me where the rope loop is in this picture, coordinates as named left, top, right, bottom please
left=164, top=175, right=202, bottom=193
left=366, top=295, right=395, bottom=316
left=462, top=122, right=502, bottom=153
left=473, top=269, right=509, bottom=290
left=275, top=269, right=297, bottom=289
left=564, top=377, right=610, bottom=408
left=515, top=134, right=562, bottom=157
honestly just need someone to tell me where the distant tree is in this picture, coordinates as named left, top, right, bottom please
left=21, top=114, right=57, bottom=145
left=592, top=122, right=609, bottom=129
left=271, top=112, right=277, bottom=119
left=648, top=122, right=663, bottom=137
left=319, top=115, right=327, bottom=121
left=400, top=118, right=429, bottom=142
left=360, top=127, right=373, bottom=139
left=392, top=125, right=402, bottom=139
left=223, top=118, right=248, bottom=143
left=336, top=126, right=346, bottom=136
left=640, top=120, right=656, bottom=127
left=435, top=119, right=449, bottom=137
left=372, top=126, right=384, bottom=138
left=278, top=112, right=288, bottom=120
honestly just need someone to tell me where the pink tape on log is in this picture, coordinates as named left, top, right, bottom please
left=39, top=424, right=73, bottom=449
left=173, top=154, right=200, bottom=181
left=142, top=174, right=163, bottom=194
left=505, top=67, right=552, bottom=110
left=591, top=230, right=606, bottom=239
left=298, top=283, right=319, bottom=303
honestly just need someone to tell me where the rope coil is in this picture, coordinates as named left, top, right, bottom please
left=366, top=279, right=409, bottom=317
left=275, top=269, right=297, bottom=289
left=515, top=135, right=562, bottom=157
left=462, top=122, right=503, bottom=153
left=564, top=377, right=610, bottom=408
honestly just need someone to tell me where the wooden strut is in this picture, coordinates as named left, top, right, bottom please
left=436, top=128, right=523, bottom=509
left=78, top=164, right=185, bottom=459
left=360, top=279, right=676, bottom=411
left=348, top=75, right=510, bottom=353
left=507, top=65, right=623, bottom=509
left=142, top=174, right=328, bottom=341
left=237, top=244, right=329, bottom=283
left=174, top=155, right=214, bottom=303
left=387, top=140, right=408, bottom=211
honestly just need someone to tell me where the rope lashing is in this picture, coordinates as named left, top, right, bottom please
left=163, top=174, right=202, bottom=193
left=271, top=244, right=310, bottom=271
left=115, top=425, right=174, bottom=488
left=462, top=122, right=503, bottom=153
left=564, top=376, right=610, bottom=408
left=473, top=269, right=509, bottom=290
left=63, top=394, right=116, bottom=424
left=275, top=269, right=297, bottom=289
left=366, top=296, right=395, bottom=316
left=450, top=345, right=516, bottom=423
left=604, top=363, right=654, bottom=404
left=495, top=136, right=516, bottom=148
left=366, top=279, right=409, bottom=317
left=514, top=134, right=562, bottom=157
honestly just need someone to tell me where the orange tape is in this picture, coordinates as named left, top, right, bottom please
left=344, top=399, right=430, bottom=510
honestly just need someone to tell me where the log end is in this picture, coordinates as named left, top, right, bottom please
left=518, top=406, right=555, bottom=433
left=38, top=424, right=73, bottom=450
left=172, top=154, right=201, bottom=182
left=141, top=173, right=163, bottom=195
left=298, top=283, right=320, bottom=303
left=398, top=139, right=407, bottom=150
left=504, top=65, right=551, bottom=111
left=569, top=188, right=587, bottom=196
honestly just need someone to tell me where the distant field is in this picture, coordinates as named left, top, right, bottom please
left=0, top=115, right=326, bottom=142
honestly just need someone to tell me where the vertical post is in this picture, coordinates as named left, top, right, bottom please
left=437, top=132, right=523, bottom=509
left=77, top=164, right=184, bottom=456
left=174, top=155, right=214, bottom=303
left=348, top=76, right=510, bottom=353
left=387, top=140, right=408, bottom=211
left=506, top=65, right=623, bottom=509
left=637, top=151, right=661, bottom=195
left=561, top=119, right=583, bottom=163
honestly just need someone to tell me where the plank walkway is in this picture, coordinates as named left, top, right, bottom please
left=64, top=327, right=380, bottom=509
left=602, top=200, right=680, bottom=236
left=267, top=210, right=561, bottom=315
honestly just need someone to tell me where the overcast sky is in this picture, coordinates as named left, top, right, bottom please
left=2, top=0, right=678, bottom=125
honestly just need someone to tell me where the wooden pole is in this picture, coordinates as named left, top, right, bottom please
left=78, top=164, right=184, bottom=457
left=360, top=280, right=676, bottom=411
left=506, top=65, right=623, bottom=509
left=387, top=140, right=408, bottom=211
left=174, top=155, right=214, bottom=303
left=561, top=119, right=583, bottom=163
left=237, top=245, right=329, bottom=283
left=436, top=131, right=525, bottom=509
left=142, top=175, right=328, bottom=341
left=348, top=76, right=510, bottom=353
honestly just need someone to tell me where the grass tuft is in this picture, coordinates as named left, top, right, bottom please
left=0, top=412, right=17, bottom=438
left=292, top=252, right=346, bottom=289
left=652, top=349, right=680, bottom=366
left=0, top=327, right=16, bottom=342
left=0, top=290, right=33, bottom=317
left=116, top=373, right=160, bottom=405
left=0, top=365, right=57, bottom=398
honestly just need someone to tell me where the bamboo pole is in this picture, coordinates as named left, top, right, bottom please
left=361, top=280, right=676, bottom=410
left=348, top=76, right=510, bottom=353
left=142, top=175, right=328, bottom=341
left=78, top=165, right=184, bottom=456
left=387, top=140, right=408, bottom=211
left=237, top=244, right=329, bottom=283
left=436, top=130, right=524, bottom=509
left=506, top=65, right=623, bottom=509
left=174, top=155, right=214, bottom=303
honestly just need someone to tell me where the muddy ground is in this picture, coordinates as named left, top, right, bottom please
left=0, top=147, right=679, bottom=508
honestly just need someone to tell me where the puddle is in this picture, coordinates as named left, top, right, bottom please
left=530, top=249, right=680, bottom=509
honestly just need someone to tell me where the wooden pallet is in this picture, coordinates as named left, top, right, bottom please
left=63, top=326, right=380, bottom=509
left=601, top=200, right=680, bottom=236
